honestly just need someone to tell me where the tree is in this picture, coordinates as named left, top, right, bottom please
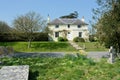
left=93, top=0, right=120, bottom=54
left=13, top=12, right=46, bottom=48
left=60, top=11, right=78, bottom=18
left=0, top=21, right=11, bottom=33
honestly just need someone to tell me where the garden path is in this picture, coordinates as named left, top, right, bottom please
left=87, top=51, right=109, bottom=60
left=68, top=41, right=83, bottom=50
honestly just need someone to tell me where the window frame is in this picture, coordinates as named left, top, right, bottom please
left=68, top=24, right=70, bottom=28
left=78, top=25, right=81, bottom=28
left=68, top=32, right=70, bottom=34
left=55, top=25, right=59, bottom=28
left=79, top=32, right=82, bottom=37
left=55, top=32, right=59, bottom=37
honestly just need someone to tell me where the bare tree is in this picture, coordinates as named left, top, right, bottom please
left=0, top=21, right=11, bottom=33
left=13, top=12, right=46, bottom=48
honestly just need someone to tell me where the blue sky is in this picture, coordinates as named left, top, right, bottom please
left=0, top=0, right=98, bottom=27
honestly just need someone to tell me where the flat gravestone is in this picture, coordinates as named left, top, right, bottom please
left=0, top=65, right=29, bottom=80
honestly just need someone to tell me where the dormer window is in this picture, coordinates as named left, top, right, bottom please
left=55, top=25, right=59, bottom=28
left=68, top=24, right=70, bottom=28
left=78, top=25, right=81, bottom=28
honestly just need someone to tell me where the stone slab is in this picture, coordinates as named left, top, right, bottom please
left=0, top=65, right=29, bottom=80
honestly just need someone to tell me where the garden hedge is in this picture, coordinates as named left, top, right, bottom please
left=0, top=32, right=48, bottom=42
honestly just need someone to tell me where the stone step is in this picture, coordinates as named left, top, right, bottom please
left=69, top=41, right=83, bottom=50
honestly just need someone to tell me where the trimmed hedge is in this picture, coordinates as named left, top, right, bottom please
left=0, top=32, right=48, bottom=42
left=73, top=37, right=85, bottom=42
left=58, top=37, right=68, bottom=42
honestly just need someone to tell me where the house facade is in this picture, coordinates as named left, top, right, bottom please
left=48, top=18, right=89, bottom=41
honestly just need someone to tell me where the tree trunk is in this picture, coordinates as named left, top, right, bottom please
left=28, top=39, right=31, bottom=48
left=118, top=43, right=120, bottom=53
left=116, top=32, right=120, bottom=57
left=116, top=43, right=120, bottom=59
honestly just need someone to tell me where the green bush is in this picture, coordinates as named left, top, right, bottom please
left=63, top=38, right=68, bottom=41
left=58, top=37, right=68, bottom=42
left=0, top=32, right=48, bottom=42
left=89, top=35, right=97, bottom=42
left=58, top=37, right=64, bottom=41
left=73, top=37, right=85, bottom=42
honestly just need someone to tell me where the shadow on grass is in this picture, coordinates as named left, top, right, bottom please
left=29, top=70, right=39, bottom=80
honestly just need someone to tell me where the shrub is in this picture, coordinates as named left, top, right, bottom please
left=63, top=38, right=68, bottom=41
left=58, top=37, right=68, bottom=42
left=0, top=46, right=8, bottom=55
left=58, top=37, right=64, bottom=41
left=0, top=32, right=48, bottom=42
left=73, top=37, right=85, bottom=42
left=89, top=35, right=97, bottom=42
left=33, top=32, right=48, bottom=41
left=6, top=46, right=14, bottom=54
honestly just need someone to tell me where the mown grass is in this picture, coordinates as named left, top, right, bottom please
left=0, top=42, right=108, bottom=52
left=78, top=42, right=108, bottom=52
left=0, top=56, right=120, bottom=80
left=0, top=42, right=77, bottom=52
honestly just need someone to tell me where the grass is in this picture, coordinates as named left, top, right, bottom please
left=0, top=42, right=108, bottom=52
left=78, top=42, right=108, bottom=52
left=0, top=56, right=120, bottom=80
left=0, top=42, right=77, bottom=52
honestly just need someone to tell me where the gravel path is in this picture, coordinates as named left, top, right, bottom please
left=12, top=52, right=66, bottom=58
left=87, top=51, right=109, bottom=60
left=0, top=51, right=110, bottom=60
left=13, top=52, right=109, bottom=59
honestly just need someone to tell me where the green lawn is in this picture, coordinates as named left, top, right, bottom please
left=0, top=56, right=120, bottom=80
left=78, top=42, right=108, bottom=52
left=0, top=42, right=77, bottom=52
left=0, top=42, right=108, bottom=52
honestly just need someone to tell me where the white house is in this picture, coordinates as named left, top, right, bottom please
left=47, top=17, right=89, bottom=41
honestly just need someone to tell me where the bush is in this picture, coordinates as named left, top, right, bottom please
left=58, top=37, right=64, bottom=41
left=0, top=46, right=8, bottom=55
left=89, top=35, right=97, bottom=42
left=58, top=37, right=68, bottom=42
left=0, top=32, right=48, bottom=42
left=73, top=37, right=85, bottom=42
left=63, top=38, right=68, bottom=41
left=33, top=33, right=48, bottom=41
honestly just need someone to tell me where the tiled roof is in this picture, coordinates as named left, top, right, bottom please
left=48, top=18, right=88, bottom=25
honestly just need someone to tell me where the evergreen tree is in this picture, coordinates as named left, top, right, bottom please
left=60, top=11, right=78, bottom=19
left=93, top=0, right=120, bottom=53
